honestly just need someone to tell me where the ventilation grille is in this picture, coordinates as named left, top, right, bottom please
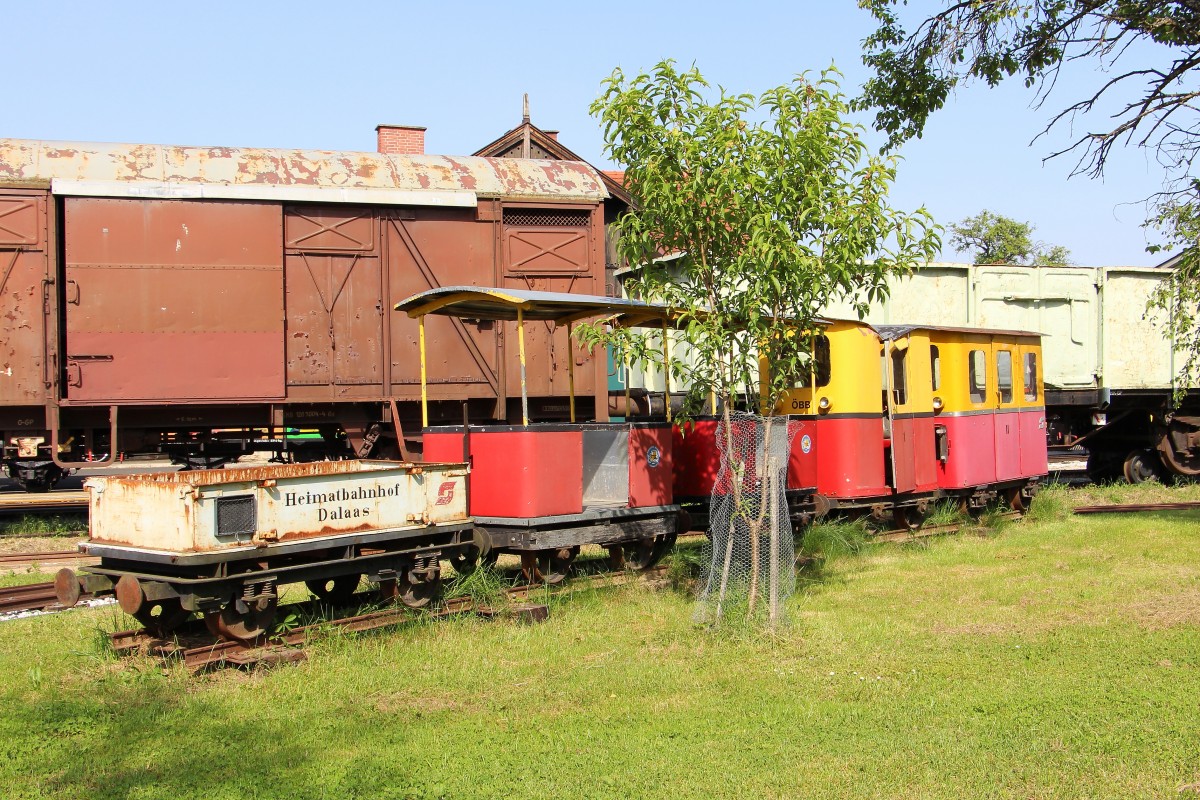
left=216, top=495, right=256, bottom=538
left=503, top=210, right=589, bottom=227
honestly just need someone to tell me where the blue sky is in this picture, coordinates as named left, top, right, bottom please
left=5, top=1, right=1173, bottom=266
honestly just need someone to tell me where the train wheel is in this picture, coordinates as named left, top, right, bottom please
left=1122, top=449, right=1162, bottom=484
left=305, top=574, right=360, bottom=606
left=957, top=498, right=985, bottom=520
left=624, top=533, right=677, bottom=571
left=1004, top=487, right=1027, bottom=513
left=133, top=598, right=192, bottom=638
left=399, top=568, right=441, bottom=609
left=892, top=506, right=927, bottom=531
left=204, top=596, right=278, bottom=644
left=521, top=547, right=579, bottom=584
left=449, top=545, right=480, bottom=575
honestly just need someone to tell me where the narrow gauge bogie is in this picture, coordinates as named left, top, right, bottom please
left=66, top=460, right=474, bottom=641
left=0, top=138, right=612, bottom=489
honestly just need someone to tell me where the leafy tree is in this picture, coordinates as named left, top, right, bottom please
left=583, top=61, right=939, bottom=623
left=855, top=0, right=1200, bottom=383
left=950, top=209, right=1072, bottom=265
left=588, top=60, right=939, bottom=418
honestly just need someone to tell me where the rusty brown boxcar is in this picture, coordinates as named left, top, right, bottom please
left=0, top=138, right=613, bottom=488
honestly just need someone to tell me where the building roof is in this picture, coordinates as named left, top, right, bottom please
left=474, top=121, right=632, bottom=207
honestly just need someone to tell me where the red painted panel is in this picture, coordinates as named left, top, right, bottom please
left=786, top=418, right=818, bottom=491
left=672, top=418, right=720, bottom=499
left=815, top=417, right=889, bottom=498
left=937, top=414, right=997, bottom=488
left=891, top=417, right=918, bottom=492
left=423, top=428, right=583, bottom=518
left=911, top=416, right=939, bottom=492
left=1019, top=409, right=1049, bottom=477
left=629, top=424, right=673, bottom=507
left=994, top=409, right=1023, bottom=481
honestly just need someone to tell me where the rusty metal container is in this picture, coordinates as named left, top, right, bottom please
left=84, top=460, right=468, bottom=555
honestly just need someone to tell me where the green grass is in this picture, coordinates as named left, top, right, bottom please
left=0, top=488, right=1198, bottom=799
left=0, top=514, right=87, bottom=537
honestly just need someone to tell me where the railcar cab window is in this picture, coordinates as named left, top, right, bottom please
left=930, top=345, right=941, bottom=391
left=1024, top=353, right=1038, bottom=401
left=968, top=349, right=987, bottom=404
left=785, top=334, right=831, bottom=388
left=997, top=350, right=1013, bottom=404
left=890, top=348, right=908, bottom=406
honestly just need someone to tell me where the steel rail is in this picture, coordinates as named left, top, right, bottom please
left=0, top=490, right=88, bottom=513
left=1073, top=501, right=1200, bottom=515
left=0, top=581, right=96, bottom=613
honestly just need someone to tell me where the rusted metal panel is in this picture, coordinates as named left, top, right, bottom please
left=63, top=197, right=285, bottom=402
left=0, top=190, right=48, bottom=404
left=285, top=252, right=384, bottom=388
left=85, top=460, right=469, bottom=552
left=0, top=139, right=609, bottom=204
left=385, top=212, right=501, bottom=400
left=284, top=207, right=375, bottom=252
left=503, top=208, right=592, bottom=275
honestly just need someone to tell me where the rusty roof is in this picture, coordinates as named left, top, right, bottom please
left=0, top=139, right=609, bottom=204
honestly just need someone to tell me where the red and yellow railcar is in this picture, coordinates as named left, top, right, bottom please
left=925, top=328, right=1046, bottom=511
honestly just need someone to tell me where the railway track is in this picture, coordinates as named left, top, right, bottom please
left=0, top=550, right=95, bottom=571
left=110, top=566, right=667, bottom=672
left=0, top=580, right=97, bottom=613
left=0, top=490, right=88, bottom=514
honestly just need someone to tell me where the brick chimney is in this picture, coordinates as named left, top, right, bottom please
left=376, top=124, right=426, bottom=155
left=544, top=130, right=559, bottom=142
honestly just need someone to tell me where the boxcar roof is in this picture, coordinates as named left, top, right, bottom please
left=0, top=138, right=609, bottom=206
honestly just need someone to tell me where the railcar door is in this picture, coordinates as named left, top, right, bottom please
left=885, top=338, right=918, bottom=493
left=0, top=189, right=50, bottom=406
left=1017, top=340, right=1048, bottom=477
left=63, top=197, right=285, bottom=402
left=284, top=207, right=384, bottom=398
left=993, top=338, right=1023, bottom=481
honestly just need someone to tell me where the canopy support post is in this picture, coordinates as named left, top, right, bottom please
left=662, top=320, right=672, bottom=422
left=567, top=321, right=576, bottom=423
left=518, top=307, right=530, bottom=426
left=419, top=316, right=429, bottom=428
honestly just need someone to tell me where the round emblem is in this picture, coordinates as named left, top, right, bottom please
left=646, top=445, right=662, bottom=468
left=800, top=434, right=812, bottom=454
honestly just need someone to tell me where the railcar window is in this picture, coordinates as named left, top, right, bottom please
left=781, top=334, right=830, bottom=389
left=968, top=349, right=987, bottom=404
left=890, top=348, right=908, bottom=406
left=814, top=335, right=831, bottom=388
left=930, top=345, right=941, bottom=391
left=1024, top=352, right=1038, bottom=401
left=997, top=350, right=1013, bottom=404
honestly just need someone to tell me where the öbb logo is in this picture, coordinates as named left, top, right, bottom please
left=435, top=481, right=457, bottom=506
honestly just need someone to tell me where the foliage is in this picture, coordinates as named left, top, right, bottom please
left=949, top=209, right=1071, bottom=265
left=583, top=60, right=940, bottom=415
left=857, top=1, right=1200, bottom=177
left=856, top=0, right=1200, bottom=387
left=1146, top=188, right=1200, bottom=395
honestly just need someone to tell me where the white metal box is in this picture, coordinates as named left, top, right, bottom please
left=85, top=460, right=469, bottom=554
